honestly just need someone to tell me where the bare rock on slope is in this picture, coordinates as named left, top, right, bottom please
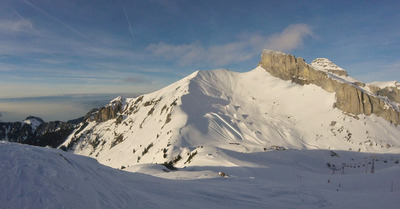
left=88, top=97, right=125, bottom=123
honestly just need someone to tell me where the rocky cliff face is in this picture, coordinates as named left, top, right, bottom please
left=259, top=50, right=400, bottom=125
left=86, top=97, right=125, bottom=123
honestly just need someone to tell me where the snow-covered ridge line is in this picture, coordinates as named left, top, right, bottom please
left=62, top=58, right=400, bottom=172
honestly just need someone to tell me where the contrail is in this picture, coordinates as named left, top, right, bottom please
left=12, top=9, right=34, bottom=30
left=122, top=4, right=136, bottom=42
left=23, top=0, right=91, bottom=41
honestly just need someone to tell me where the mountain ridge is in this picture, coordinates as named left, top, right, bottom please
left=1, top=50, right=400, bottom=171
left=0, top=116, right=78, bottom=148
left=60, top=51, right=400, bottom=170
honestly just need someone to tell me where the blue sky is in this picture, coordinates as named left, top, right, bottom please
left=1, top=0, right=400, bottom=99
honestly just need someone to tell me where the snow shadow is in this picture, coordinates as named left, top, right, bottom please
left=180, top=78, right=229, bottom=135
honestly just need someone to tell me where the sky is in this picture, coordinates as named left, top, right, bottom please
left=0, top=0, right=400, bottom=121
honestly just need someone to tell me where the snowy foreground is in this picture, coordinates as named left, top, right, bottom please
left=1, top=141, right=399, bottom=209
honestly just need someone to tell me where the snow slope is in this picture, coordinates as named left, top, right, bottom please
left=62, top=66, right=400, bottom=171
left=1, top=141, right=399, bottom=209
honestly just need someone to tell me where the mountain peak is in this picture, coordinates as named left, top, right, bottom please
left=311, top=58, right=348, bottom=76
left=25, top=116, right=44, bottom=123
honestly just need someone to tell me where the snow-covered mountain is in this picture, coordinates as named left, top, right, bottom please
left=2, top=49, right=400, bottom=208
left=61, top=50, right=400, bottom=171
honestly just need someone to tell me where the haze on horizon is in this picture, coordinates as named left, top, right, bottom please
left=0, top=93, right=140, bottom=122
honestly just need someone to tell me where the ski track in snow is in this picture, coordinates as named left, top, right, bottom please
left=207, top=112, right=243, bottom=141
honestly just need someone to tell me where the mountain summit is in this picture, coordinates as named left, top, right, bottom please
left=61, top=50, right=400, bottom=170
left=310, top=58, right=348, bottom=76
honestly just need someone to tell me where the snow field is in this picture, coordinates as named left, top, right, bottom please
left=1, top=142, right=399, bottom=209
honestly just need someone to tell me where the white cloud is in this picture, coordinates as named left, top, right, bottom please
left=263, top=24, right=313, bottom=52
left=146, top=24, right=313, bottom=67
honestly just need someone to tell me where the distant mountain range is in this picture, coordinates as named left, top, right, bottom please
left=0, top=115, right=79, bottom=148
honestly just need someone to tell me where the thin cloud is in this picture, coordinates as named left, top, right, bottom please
left=0, top=19, right=33, bottom=33
left=12, top=10, right=34, bottom=30
left=263, top=24, right=313, bottom=52
left=23, top=0, right=91, bottom=42
left=123, top=77, right=150, bottom=84
left=146, top=24, right=314, bottom=67
left=147, top=41, right=251, bottom=66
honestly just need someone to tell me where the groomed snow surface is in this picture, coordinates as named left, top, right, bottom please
left=1, top=141, right=399, bottom=209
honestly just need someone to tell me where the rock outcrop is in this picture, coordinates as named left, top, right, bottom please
left=87, top=97, right=125, bottom=123
left=259, top=50, right=400, bottom=125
